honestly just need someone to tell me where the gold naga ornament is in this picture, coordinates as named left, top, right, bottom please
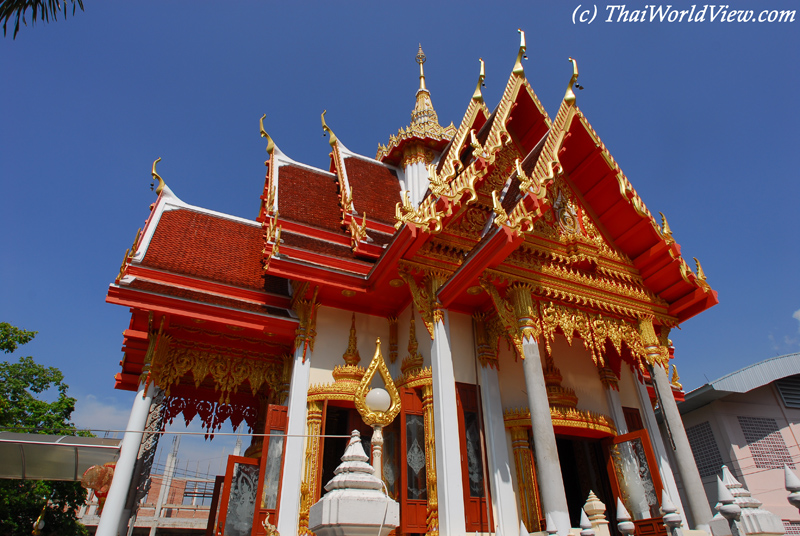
left=354, top=338, right=402, bottom=427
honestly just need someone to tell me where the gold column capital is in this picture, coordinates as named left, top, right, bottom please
left=637, top=315, right=669, bottom=369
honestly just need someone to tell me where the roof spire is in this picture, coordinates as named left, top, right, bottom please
left=321, top=110, right=338, bottom=148
left=512, top=29, right=527, bottom=76
left=259, top=114, right=275, bottom=156
left=472, top=58, right=486, bottom=102
left=410, top=45, right=439, bottom=127
left=565, top=57, right=580, bottom=106
left=416, top=44, right=427, bottom=92
left=151, top=157, right=166, bottom=195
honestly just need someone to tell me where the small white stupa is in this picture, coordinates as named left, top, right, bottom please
left=309, top=430, right=399, bottom=536
left=712, top=465, right=785, bottom=536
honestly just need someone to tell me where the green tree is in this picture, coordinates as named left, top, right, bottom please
left=1, top=0, right=84, bottom=39
left=0, top=323, right=89, bottom=536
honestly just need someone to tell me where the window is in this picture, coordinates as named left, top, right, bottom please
left=686, top=421, right=724, bottom=478
left=738, top=416, right=794, bottom=469
left=776, top=375, right=800, bottom=409
left=182, top=480, right=216, bottom=506
left=783, top=521, right=800, bottom=535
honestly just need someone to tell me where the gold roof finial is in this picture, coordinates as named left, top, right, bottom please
left=512, top=29, right=527, bottom=76
left=659, top=211, right=673, bottom=240
left=670, top=364, right=683, bottom=390
left=693, top=257, right=707, bottom=282
left=259, top=114, right=275, bottom=156
left=416, top=44, right=427, bottom=92
left=342, top=313, right=361, bottom=366
left=472, top=58, right=486, bottom=102
left=321, top=110, right=337, bottom=148
left=564, top=57, right=580, bottom=106
left=151, top=157, right=166, bottom=195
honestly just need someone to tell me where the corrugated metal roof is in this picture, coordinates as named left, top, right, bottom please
left=710, top=353, right=800, bottom=392
left=680, top=352, right=800, bottom=414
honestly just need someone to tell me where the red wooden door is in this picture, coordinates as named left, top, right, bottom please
left=456, top=383, right=492, bottom=533
left=399, top=388, right=428, bottom=533
left=253, top=404, right=288, bottom=534
left=604, top=429, right=667, bottom=536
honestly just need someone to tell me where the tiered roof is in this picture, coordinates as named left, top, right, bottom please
left=109, top=34, right=717, bottom=394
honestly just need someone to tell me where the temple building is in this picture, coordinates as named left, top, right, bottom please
left=99, top=35, right=720, bottom=536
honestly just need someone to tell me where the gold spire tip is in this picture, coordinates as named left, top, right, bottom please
left=151, top=157, right=166, bottom=195
left=564, top=57, right=580, bottom=106
left=472, top=58, right=486, bottom=102
left=513, top=29, right=527, bottom=76
left=693, top=257, right=707, bottom=281
left=321, top=110, right=337, bottom=148
left=659, top=211, right=673, bottom=237
left=259, top=114, right=275, bottom=156
left=416, top=44, right=427, bottom=92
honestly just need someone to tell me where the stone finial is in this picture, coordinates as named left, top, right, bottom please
left=545, top=513, right=558, bottom=536
left=584, top=490, right=607, bottom=521
left=716, top=475, right=741, bottom=522
left=519, top=519, right=530, bottom=536
left=584, top=491, right=611, bottom=536
left=660, top=489, right=683, bottom=534
left=580, top=509, right=596, bottom=536
left=616, top=498, right=635, bottom=536
left=713, top=465, right=786, bottom=536
left=785, top=465, right=800, bottom=511
left=308, top=430, right=399, bottom=536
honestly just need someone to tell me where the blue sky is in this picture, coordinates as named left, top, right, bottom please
left=1, top=2, right=798, bottom=461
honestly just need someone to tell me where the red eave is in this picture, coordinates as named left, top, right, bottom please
left=438, top=226, right=522, bottom=307
left=556, top=112, right=717, bottom=323
left=106, top=285, right=297, bottom=338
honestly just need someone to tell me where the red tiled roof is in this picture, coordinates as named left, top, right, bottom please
left=277, top=164, right=343, bottom=232
left=127, top=279, right=291, bottom=317
left=281, top=231, right=377, bottom=268
left=142, top=209, right=281, bottom=293
left=344, top=157, right=401, bottom=224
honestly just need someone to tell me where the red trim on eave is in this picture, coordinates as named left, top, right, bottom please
left=126, top=265, right=290, bottom=308
left=107, top=286, right=298, bottom=336
left=438, top=227, right=521, bottom=307
left=266, top=258, right=367, bottom=291
left=277, top=245, right=372, bottom=275
left=368, top=225, right=422, bottom=289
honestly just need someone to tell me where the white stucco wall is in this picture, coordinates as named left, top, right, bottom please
left=549, top=335, right=610, bottom=417
left=309, top=305, right=392, bottom=387
left=681, top=383, right=800, bottom=522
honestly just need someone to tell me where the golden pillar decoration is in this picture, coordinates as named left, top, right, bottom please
left=509, top=426, right=541, bottom=532
left=298, top=400, right=324, bottom=536
left=293, top=285, right=320, bottom=362
left=421, top=384, right=439, bottom=536
left=401, top=317, right=424, bottom=377
left=342, top=313, right=361, bottom=366
left=598, top=367, right=619, bottom=391
left=637, top=315, right=668, bottom=370
left=473, top=312, right=500, bottom=369
left=399, top=269, right=447, bottom=340
left=507, top=283, right=541, bottom=343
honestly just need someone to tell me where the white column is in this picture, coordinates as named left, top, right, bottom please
left=479, top=364, right=521, bottom=536
left=649, top=364, right=713, bottom=532
left=635, top=375, right=687, bottom=528
left=277, top=346, right=312, bottom=536
left=605, top=387, right=629, bottom=435
left=96, top=383, right=156, bottom=536
left=431, top=310, right=467, bottom=536
left=521, top=337, right=571, bottom=536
